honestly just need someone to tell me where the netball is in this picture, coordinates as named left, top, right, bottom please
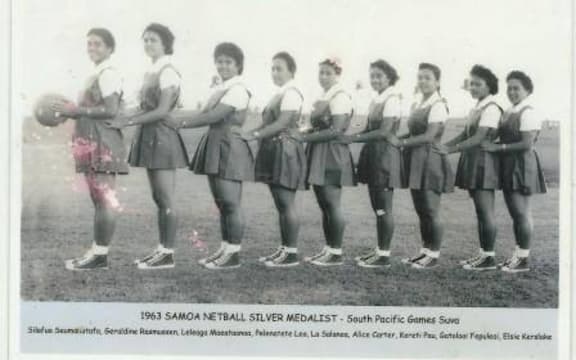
left=33, top=93, right=73, bottom=127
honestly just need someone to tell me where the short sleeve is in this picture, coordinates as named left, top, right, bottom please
left=280, top=88, right=303, bottom=111
left=478, top=104, right=501, bottom=128
left=382, top=96, right=402, bottom=118
left=220, top=85, right=250, bottom=110
left=428, top=102, right=448, bottom=123
left=329, top=92, right=353, bottom=115
left=159, top=67, right=181, bottom=90
left=98, top=68, right=123, bottom=98
left=519, top=108, right=542, bottom=131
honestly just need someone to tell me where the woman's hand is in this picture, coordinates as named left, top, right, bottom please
left=49, top=100, right=79, bottom=118
left=240, top=131, right=257, bottom=142
left=335, top=134, right=352, bottom=144
left=105, top=117, right=131, bottom=129
left=162, top=114, right=182, bottom=130
left=436, top=144, right=450, bottom=154
left=290, top=131, right=304, bottom=142
left=386, top=134, right=401, bottom=147
left=481, top=141, right=500, bottom=152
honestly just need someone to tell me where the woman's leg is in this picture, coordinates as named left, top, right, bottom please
left=419, top=190, right=443, bottom=252
left=313, top=185, right=333, bottom=248
left=317, top=185, right=345, bottom=249
left=471, top=189, right=497, bottom=252
left=368, top=186, right=395, bottom=252
left=208, top=176, right=244, bottom=245
left=410, top=190, right=431, bottom=250
left=269, top=184, right=299, bottom=249
left=503, top=191, right=533, bottom=251
left=146, top=169, right=178, bottom=250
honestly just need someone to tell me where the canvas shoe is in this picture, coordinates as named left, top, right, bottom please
left=401, top=253, right=426, bottom=265
left=65, top=254, right=108, bottom=271
left=258, top=246, right=285, bottom=262
left=264, top=252, right=299, bottom=268
left=198, top=246, right=226, bottom=265
left=462, top=256, right=497, bottom=271
left=358, top=255, right=392, bottom=269
left=411, top=255, right=438, bottom=269
left=204, top=252, right=241, bottom=270
left=310, top=252, right=343, bottom=267
left=137, top=252, right=175, bottom=270
left=501, top=257, right=530, bottom=273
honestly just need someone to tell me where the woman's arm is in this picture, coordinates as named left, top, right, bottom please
left=398, top=122, right=443, bottom=148
left=447, top=127, right=492, bottom=153
left=298, top=114, right=349, bottom=143
left=176, top=103, right=236, bottom=129
left=482, top=131, right=537, bottom=153
left=345, top=117, right=396, bottom=143
left=244, top=111, right=298, bottom=141
left=50, top=94, right=122, bottom=120
left=106, top=87, right=179, bottom=128
left=443, top=128, right=467, bottom=147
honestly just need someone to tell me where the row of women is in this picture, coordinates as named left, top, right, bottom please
left=52, top=23, right=547, bottom=273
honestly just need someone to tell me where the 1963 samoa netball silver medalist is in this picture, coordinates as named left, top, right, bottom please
left=3, top=0, right=574, bottom=359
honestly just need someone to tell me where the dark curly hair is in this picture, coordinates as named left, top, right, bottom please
left=214, top=42, right=245, bottom=75
left=506, top=70, right=534, bottom=94
left=418, top=62, right=441, bottom=80
left=273, top=51, right=297, bottom=74
left=87, top=28, right=115, bottom=52
left=319, top=58, right=342, bottom=75
left=143, top=23, right=175, bottom=55
left=470, top=64, right=499, bottom=95
left=370, top=59, right=399, bottom=85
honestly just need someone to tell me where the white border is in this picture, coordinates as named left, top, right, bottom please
left=7, top=0, right=574, bottom=359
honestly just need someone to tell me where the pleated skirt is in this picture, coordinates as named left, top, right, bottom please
left=128, top=122, right=189, bottom=169
left=404, top=144, right=454, bottom=193
left=357, top=141, right=404, bottom=189
left=455, top=148, right=500, bottom=190
left=254, top=135, right=307, bottom=190
left=190, top=126, right=254, bottom=181
left=305, top=141, right=356, bottom=188
left=500, top=150, right=547, bottom=194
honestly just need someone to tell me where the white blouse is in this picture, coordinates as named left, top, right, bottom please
left=321, top=83, right=353, bottom=115
left=508, top=96, right=543, bottom=131
left=277, top=80, right=303, bottom=111
left=217, top=75, right=251, bottom=110
left=414, top=91, right=448, bottom=123
left=93, top=58, right=123, bottom=98
left=371, top=86, right=402, bottom=118
left=474, top=95, right=501, bottom=128
left=147, top=55, right=181, bottom=90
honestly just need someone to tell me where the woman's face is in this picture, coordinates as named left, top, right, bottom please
left=318, top=64, right=338, bottom=91
left=506, top=79, right=529, bottom=105
left=469, top=74, right=491, bottom=100
left=271, top=58, right=293, bottom=87
left=417, top=68, right=439, bottom=96
left=369, top=66, right=391, bottom=93
left=215, top=54, right=239, bottom=81
left=87, top=34, right=112, bottom=64
left=143, top=31, right=165, bottom=60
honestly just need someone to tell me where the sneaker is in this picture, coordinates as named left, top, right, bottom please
left=137, top=252, right=175, bottom=270
left=310, top=252, right=343, bottom=266
left=198, top=246, right=226, bottom=265
left=401, top=253, right=426, bottom=265
left=204, top=252, right=241, bottom=270
left=304, top=248, right=328, bottom=262
left=134, top=248, right=160, bottom=265
left=501, top=257, right=530, bottom=273
left=354, top=249, right=377, bottom=262
left=498, top=256, right=517, bottom=269
left=458, top=253, right=484, bottom=266
left=65, top=254, right=108, bottom=271
left=462, top=256, right=497, bottom=271
left=358, top=255, right=391, bottom=269
left=258, top=246, right=285, bottom=262
left=411, top=255, right=438, bottom=269
left=265, top=252, right=299, bottom=268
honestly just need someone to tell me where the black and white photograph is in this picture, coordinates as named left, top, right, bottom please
left=7, top=0, right=573, bottom=358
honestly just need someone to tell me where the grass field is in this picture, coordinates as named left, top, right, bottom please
left=20, top=115, right=559, bottom=307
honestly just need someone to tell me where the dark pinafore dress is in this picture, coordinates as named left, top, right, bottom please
left=404, top=99, right=454, bottom=193
left=454, top=102, right=502, bottom=190
left=498, top=106, right=547, bottom=194
left=128, top=64, right=189, bottom=169
left=254, top=88, right=307, bottom=190
left=73, top=67, right=129, bottom=174
left=189, top=84, right=255, bottom=181
left=305, top=90, right=357, bottom=188
left=356, top=94, right=404, bottom=189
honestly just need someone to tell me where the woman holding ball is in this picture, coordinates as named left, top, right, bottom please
left=51, top=28, right=128, bottom=271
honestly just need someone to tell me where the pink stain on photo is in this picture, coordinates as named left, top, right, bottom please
left=189, top=230, right=207, bottom=251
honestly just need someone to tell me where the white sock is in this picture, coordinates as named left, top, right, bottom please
left=328, top=247, right=342, bottom=255
left=226, top=244, right=241, bottom=253
left=159, top=245, right=174, bottom=254
left=220, top=241, right=229, bottom=251
left=421, top=248, right=430, bottom=255
left=284, top=247, right=297, bottom=254
left=483, top=250, right=495, bottom=257
left=428, top=251, right=440, bottom=259
left=91, top=243, right=108, bottom=255
left=516, top=248, right=530, bottom=258
left=377, top=249, right=391, bottom=257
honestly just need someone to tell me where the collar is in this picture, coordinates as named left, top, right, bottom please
left=374, top=85, right=399, bottom=103
left=475, top=94, right=496, bottom=109
left=510, top=95, right=533, bottom=113
left=322, top=82, right=344, bottom=100
left=418, top=91, right=441, bottom=108
left=94, top=57, right=114, bottom=74
left=277, top=79, right=297, bottom=94
left=148, top=55, right=173, bottom=73
left=220, top=75, right=245, bottom=90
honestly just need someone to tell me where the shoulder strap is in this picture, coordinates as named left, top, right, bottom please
left=430, top=98, right=449, bottom=115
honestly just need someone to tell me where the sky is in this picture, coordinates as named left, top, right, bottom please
left=13, top=0, right=572, bottom=121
